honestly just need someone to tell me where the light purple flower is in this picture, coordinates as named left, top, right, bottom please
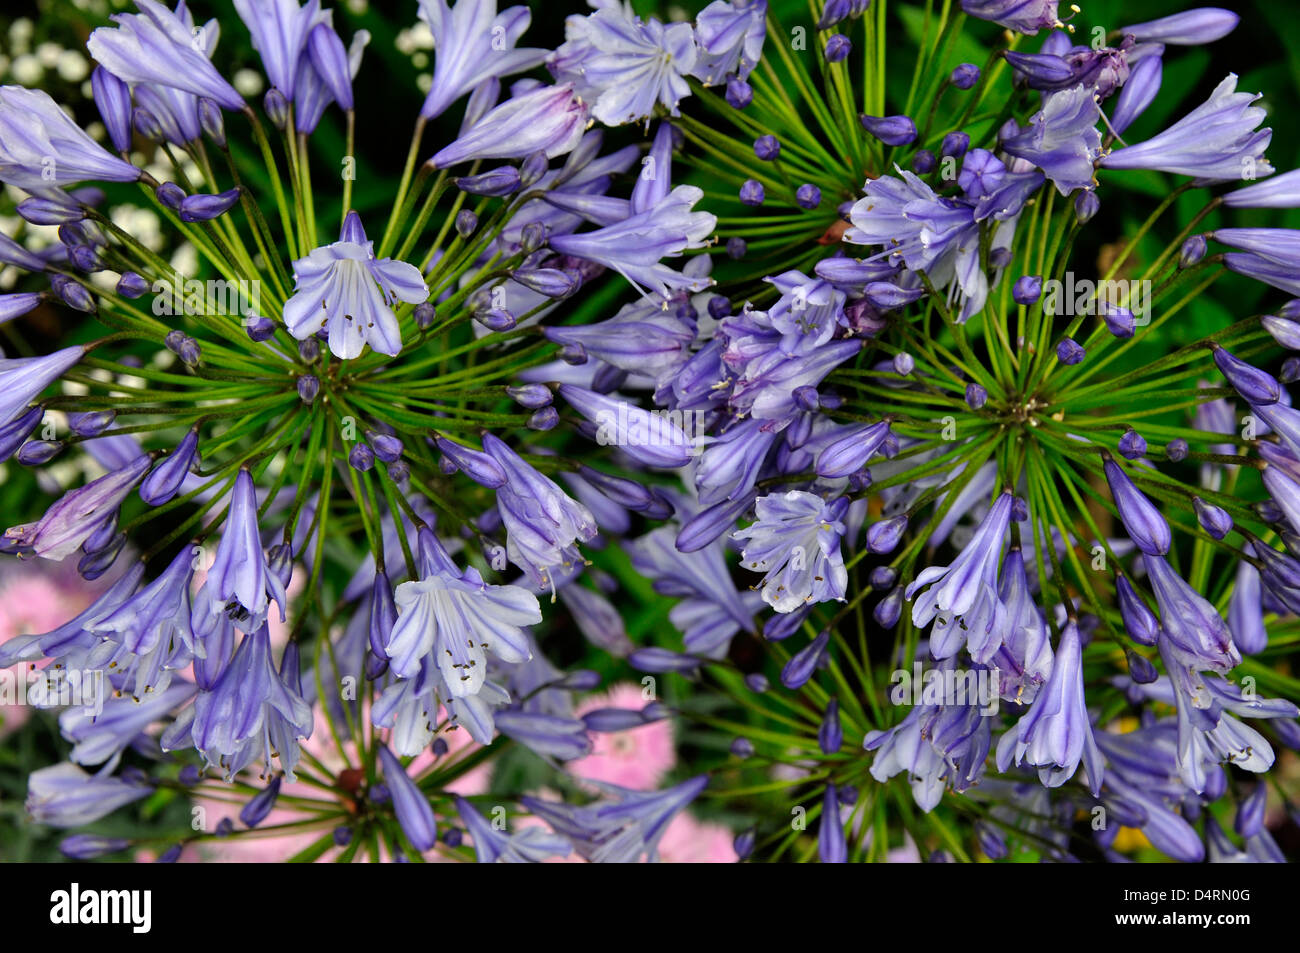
left=378, top=744, right=438, bottom=850
left=0, top=87, right=141, bottom=189
left=690, top=0, right=767, bottom=86
left=1002, top=84, right=1101, bottom=195
left=5, top=453, right=150, bottom=560
left=429, top=84, right=589, bottom=168
left=204, top=469, right=288, bottom=632
left=456, top=797, right=572, bottom=862
left=26, top=763, right=151, bottom=827
left=283, top=211, right=428, bottom=359
left=733, top=492, right=849, bottom=612
left=234, top=0, right=323, bottom=99
left=1121, top=7, right=1239, bottom=45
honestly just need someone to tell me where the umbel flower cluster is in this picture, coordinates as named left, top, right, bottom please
left=3, top=0, right=1299, bottom=863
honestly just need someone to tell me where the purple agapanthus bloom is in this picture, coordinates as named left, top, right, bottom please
left=733, top=491, right=849, bottom=612
left=1002, top=85, right=1102, bottom=195
left=1143, top=553, right=1241, bottom=673
left=1121, top=8, right=1240, bottom=45
left=188, top=623, right=312, bottom=780
left=378, top=745, right=438, bottom=850
left=482, top=432, right=599, bottom=589
left=283, top=211, right=428, bottom=359
left=428, top=83, right=589, bottom=167
left=456, top=797, right=572, bottom=862
left=1100, top=74, right=1272, bottom=182
left=26, top=763, right=151, bottom=828
left=996, top=620, right=1104, bottom=794
left=234, top=0, right=323, bottom=99
left=550, top=2, right=697, bottom=126
left=384, top=530, right=538, bottom=692
left=418, top=0, right=549, bottom=120
left=202, top=469, right=288, bottom=633
left=907, top=492, right=1012, bottom=640
left=520, top=774, right=708, bottom=862
left=1103, top=457, right=1171, bottom=556
left=559, top=384, right=696, bottom=468
left=0, top=87, right=141, bottom=189
left=295, top=18, right=369, bottom=133
left=0, top=346, right=85, bottom=429
left=86, top=0, right=245, bottom=111
left=690, top=0, right=767, bottom=86
left=548, top=185, right=717, bottom=299
left=961, top=0, right=1059, bottom=35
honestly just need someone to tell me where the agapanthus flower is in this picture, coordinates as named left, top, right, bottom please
left=733, top=492, right=849, bottom=612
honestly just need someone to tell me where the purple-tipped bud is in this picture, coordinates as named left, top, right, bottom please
left=298, top=337, right=320, bottom=363
left=1193, top=496, right=1233, bottom=539
left=1075, top=190, right=1100, bottom=224
left=1283, top=357, right=1300, bottom=383
left=1118, top=428, right=1147, bottom=460
left=1103, top=305, right=1135, bottom=338
left=68, top=410, right=115, bottom=437
left=1262, top=314, right=1300, bottom=350
left=51, top=276, right=95, bottom=313
left=370, top=569, right=396, bottom=657
left=628, top=647, right=701, bottom=674
left=1116, top=573, right=1158, bottom=645
left=824, top=34, right=852, bottom=62
left=455, top=209, right=479, bottom=238
left=739, top=179, right=765, bottom=206
left=861, top=114, right=917, bottom=146
left=60, top=835, right=130, bottom=860
left=527, top=406, right=559, bottom=431
left=892, top=352, right=915, bottom=376
left=507, top=384, right=553, bottom=409
left=512, top=268, right=577, bottom=298
left=1126, top=649, right=1159, bottom=684
left=307, top=22, right=354, bottom=110
left=940, top=130, right=970, bottom=160
left=730, top=737, right=755, bottom=759
left=79, top=533, right=126, bottom=579
left=264, top=88, right=290, bottom=129
left=17, top=197, right=86, bottom=226
left=413, top=302, right=436, bottom=330
left=1179, top=234, right=1207, bottom=268
left=1122, top=9, right=1240, bottom=45
left=476, top=309, right=515, bottom=332
left=744, top=673, right=769, bottom=693
left=455, top=168, right=521, bottom=196
left=17, top=440, right=62, bottom=466
left=199, top=98, right=226, bottom=147
left=140, top=429, right=199, bottom=505
left=133, top=106, right=164, bottom=141
left=950, top=63, right=980, bottom=89
left=818, top=698, right=842, bottom=754
left=1104, top=457, right=1171, bottom=555
left=912, top=149, right=936, bottom=174
left=796, top=184, right=822, bottom=209
left=726, top=78, right=753, bottom=109
left=1166, top=438, right=1189, bottom=462
left=781, top=630, right=829, bottom=690
left=180, top=188, right=241, bottom=223
left=518, top=151, right=549, bottom=189
left=434, top=435, right=507, bottom=488
left=559, top=342, right=587, bottom=365
left=520, top=222, right=547, bottom=253
left=734, top=828, right=756, bottom=859
left=1212, top=345, right=1281, bottom=405
left=1056, top=337, right=1085, bottom=365
left=754, top=135, right=780, bottom=161
left=246, top=316, right=276, bottom=342
left=1013, top=275, right=1042, bottom=305
left=365, top=432, right=403, bottom=463
left=866, top=516, right=907, bottom=553
left=869, top=566, right=897, bottom=590
left=348, top=442, right=375, bottom=472
left=726, top=237, right=747, bottom=259
left=961, top=383, right=989, bottom=411
left=793, top=385, right=820, bottom=411
left=155, top=181, right=186, bottom=210
left=1235, top=782, right=1267, bottom=837
left=115, top=271, right=148, bottom=299
left=239, top=777, right=282, bottom=828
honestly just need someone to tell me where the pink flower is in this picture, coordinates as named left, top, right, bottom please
left=569, top=682, right=676, bottom=790
left=656, top=813, right=737, bottom=863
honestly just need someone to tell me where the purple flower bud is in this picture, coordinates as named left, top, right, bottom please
left=950, top=63, right=980, bottom=89
left=2, top=410, right=52, bottom=463
left=51, top=276, right=95, bottom=313
left=793, top=385, right=820, bottom=411
left=824, top=34, right=852, bottom=62
left=60, top=835, right=130, bottom=860
left=378, top=746, right=437, bottom=851
left=1122, top=9, right=1240, bottom=45
left=735, top=828, right=756, bottom=859
left=116, top=271, right=148, bottom=299
left=455, top=209, right=479, bottom=238
left=140, top=428, right=199, bottom=505
left=870, top=566, right=897, bottom=590
left=1263, top=314, right=1300, bottom=350
left=367, top=432, right=403, bottom=463
left=1213, top=345, right=1281, bottom=405
left=1103, top=305, right=1135, bottom=338
left=1235, top=782, right=1267, bottom=837
left=819, top=698, right=843, bottom=754
left=0, top=292, right=43, bottom=325
left=754, top=135, right=780, bottom=161
left=239, top=777, right=282, bottom=828
left=1166, top=438, right=1189, bottom=462
left=866, top=516, right=907, bottom=553
left=91, top=66, right=133, bottom=152
left=1013, top=275, right=1042, bottom=305
left=527, top=406, right=559, bottom=431
left=1179, top=234, right=1207, bottom=268
left=583, top=707, right=648, bottom=732
left=1104, top=457, right=1171, bottom=555
left=512, top=268, right=577, bottom=298
left=817, top=419, right=893, bottom=478
left=133, top=106, right=164, bottom=141
left=17, top=439, right=61, bottom=465
left=180, top=188, right=241, bottom=223
left=1283, top=357, right=1300, bottom=383
left=1126, top=649, right=1159, bottom=684
left=1118, top=428, right=1147, bottom=460
left=559, top=342, right=587, bottom=365
left=518, top=151, right=550, bottom=189
left=433, top=435, right=507, bottom=488
left=298, top=337, right=320, bottom=363
left=506, top=384, right=552, bottom=410
left=1056, top=337, right=1085, bottom=365
left=413, top=302, right=436, bottom=330
left=744, top=673, right=769, bottom=693
left=520, top=222, right=547, bottom=253
left=556, top=669, right=602, bottom=691
left=781, top=630, right=829, bottom=690
left=264, top=88, right=290, bottom=129
left=819, top=784, right=847, bottom=863
left=155, top=181, right=186, bottom=210
left=17, top=197, right=86, bottom=226
left=349, top=442, right=375, bottom=472
left=893, top=352, right=915, bottom=376
left=861, top=114, right=917, bottom=146
left=912, top=149, right=936, bottom=173
left=739, top=179, right=765, bottom=206
left=476, top=309, right=516, bottom=332
left=79, top=533, right=126, bottom=579
left=1075, top=190, right=1100, bottom=224
left=940, top=130, right=970, bottom=160
left=455, top=167, right=521, bottom=196
left=246, top=316, right=276, bottom=342
left=730, top=737, right=755, bottom=758
left=796, top=184, right=822, bottom=209
left=726, top=78, right=753, bottom=109
left=1193, top=496, right=1233, bottom=539
left=726, top=237, right=747, bottom=259
left=68, top=410, right=115, bottom=437
left=628, top=647, right=701, bottom=674
left=307, top=22, right=353, bottom=110
left=1110, top=54, right=1162, bottom=135
left=199, top=97, right=225, bottom=147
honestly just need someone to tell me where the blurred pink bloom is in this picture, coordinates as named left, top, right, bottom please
left=569, top=682, right=675, bottom=790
